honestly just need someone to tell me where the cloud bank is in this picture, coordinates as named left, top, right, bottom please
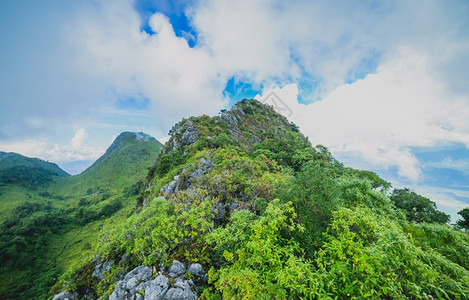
left=258, top=47, right=469, bottom=181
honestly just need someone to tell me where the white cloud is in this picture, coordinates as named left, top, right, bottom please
left=69, top=2, right=228, bottom=130
left=258, top=47, right=469, bottom=182
left=71, top=128, right=88, bottom=150
left=425, top=157, right=469, bottom=176
left=191, top=0, right=469, bottom=100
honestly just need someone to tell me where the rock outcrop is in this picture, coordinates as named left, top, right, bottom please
left=52, top=291, right=79, bottom=300
left=93, top=260, right=114, bottom=281
left=107, top=260, right=200, bottom=300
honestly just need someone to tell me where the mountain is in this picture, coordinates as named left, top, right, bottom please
left=0, top=132, right=162, bottom=300
left=0, top=152, right=69, bottom=188
left=54, top=131, right=162, bottom=197
left=52, top=100, right=469, bottom=300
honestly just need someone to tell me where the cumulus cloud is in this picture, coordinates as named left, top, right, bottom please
left=258, top=47, right=469, bottom=182
left=191, top=0, right=469, bottom=100
left=69, top=1, right=228, bottom=129
left=71, top=128, right=88, bottom=150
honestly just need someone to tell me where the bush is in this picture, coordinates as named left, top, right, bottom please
left=204, top=200, right=317, bottom=299
left=315, top=207, right=469, bottom=298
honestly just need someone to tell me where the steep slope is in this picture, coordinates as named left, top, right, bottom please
left=55, top=131, right=161, bottom=197
left=0, top=132, right=162, bottom=300
left=54, top=100, right=469, bottom=299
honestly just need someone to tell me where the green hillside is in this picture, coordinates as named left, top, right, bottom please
left=0, top=132, right=162, bottom=300
left=52, top=100, right=469, bottom=299
left=0, top=152, right=68, bottom=189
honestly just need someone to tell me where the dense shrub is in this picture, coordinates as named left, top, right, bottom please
left=316, top=207, right=469, bottom=298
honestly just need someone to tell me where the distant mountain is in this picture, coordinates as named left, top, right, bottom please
left=58, top=132, right=162, bottom=196
left=85, top=131, right=159, bottom=175
left=0, top=152, right=69, bottom=188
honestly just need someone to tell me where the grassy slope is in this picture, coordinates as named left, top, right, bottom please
left=0, top=132, right=162, bottom=299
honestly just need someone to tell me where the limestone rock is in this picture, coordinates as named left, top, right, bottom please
left=168, top=260, right=185, bottom=278
left=163, top=280, right=196, bottom=300
left=92, top=260, right=113, bottom=281
left=110, top=266, right=152, bottom=300
left=188, top=264, right=204, bottom=279
left=52, top=291, right=79, bottom=300
left=144, top=275, right=169, bottom=300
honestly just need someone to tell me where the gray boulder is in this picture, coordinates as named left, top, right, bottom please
left=220, top=112, right=238, bottom=125
left=213, top=203, right=225, bottom=222
left=163, top=280, right=196, bottom=300
left=180, top=121, right=198, bottom=146
left=144, top=275, right=169, bottom=300
left=187, top=264, right=204, bottom=279
left=168, top=260, right=185, bottom=278
left=110, top=266, right=152, bottom=300
left=93, top=260, right=113, bottom=281
left=161, top=175, right=179, bottom=195
left=52, top=291, right=79, bottom=300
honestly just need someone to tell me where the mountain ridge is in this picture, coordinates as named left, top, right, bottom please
left=2, top=101, right=469, bottom=300
left=52, top=100, right=469, bottom=300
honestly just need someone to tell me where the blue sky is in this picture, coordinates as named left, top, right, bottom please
left=1, top=0, right=469, bottom=221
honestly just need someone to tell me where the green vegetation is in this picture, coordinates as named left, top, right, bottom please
left=50, top=100, right=469, bottom=299
left=390, top=188, right=450, bottom=224
left=3, top=101, right=469, bottom=299
left=456, top=207, right=469, bottom=231
left=0, top=132, right=161, bottom=299
left=0, top=152, right=69, bottom=189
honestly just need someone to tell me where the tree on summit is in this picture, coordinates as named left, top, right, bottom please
left=390, top=188, right=450, bottom=224
left=456, top=207, right=469, bottom=231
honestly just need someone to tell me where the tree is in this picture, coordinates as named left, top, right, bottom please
left=390, top=188, right=449, bottom=224
left=456, top=207, right=469, bottom=231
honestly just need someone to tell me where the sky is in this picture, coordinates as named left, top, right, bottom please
left=1, top=0, right=469, bottom=221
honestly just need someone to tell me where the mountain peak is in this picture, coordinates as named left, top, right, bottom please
left=79, top=131, right=162, bottom=176
left=104, top=132, right=158, bottom=157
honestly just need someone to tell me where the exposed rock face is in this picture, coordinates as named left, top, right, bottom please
left=160, top=157, right=214, bottom=196
left=180, top=123, right=198, bottom=147
left=168, top=260, right=185, bottom=278
left=110, top=266, right=152, bottom=300
left=169, top=120, right=199, bottom=153
left=161, top=175, right=180, bottom=195
left=52, top=291, right=79, bottom=300
left=93, top=260, right=113, bottom=281
left=144, top=275, right=169, bottom=300
left=107, top=261, right=199, bottom=300
left=220, top=112, right=238, bottom=125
